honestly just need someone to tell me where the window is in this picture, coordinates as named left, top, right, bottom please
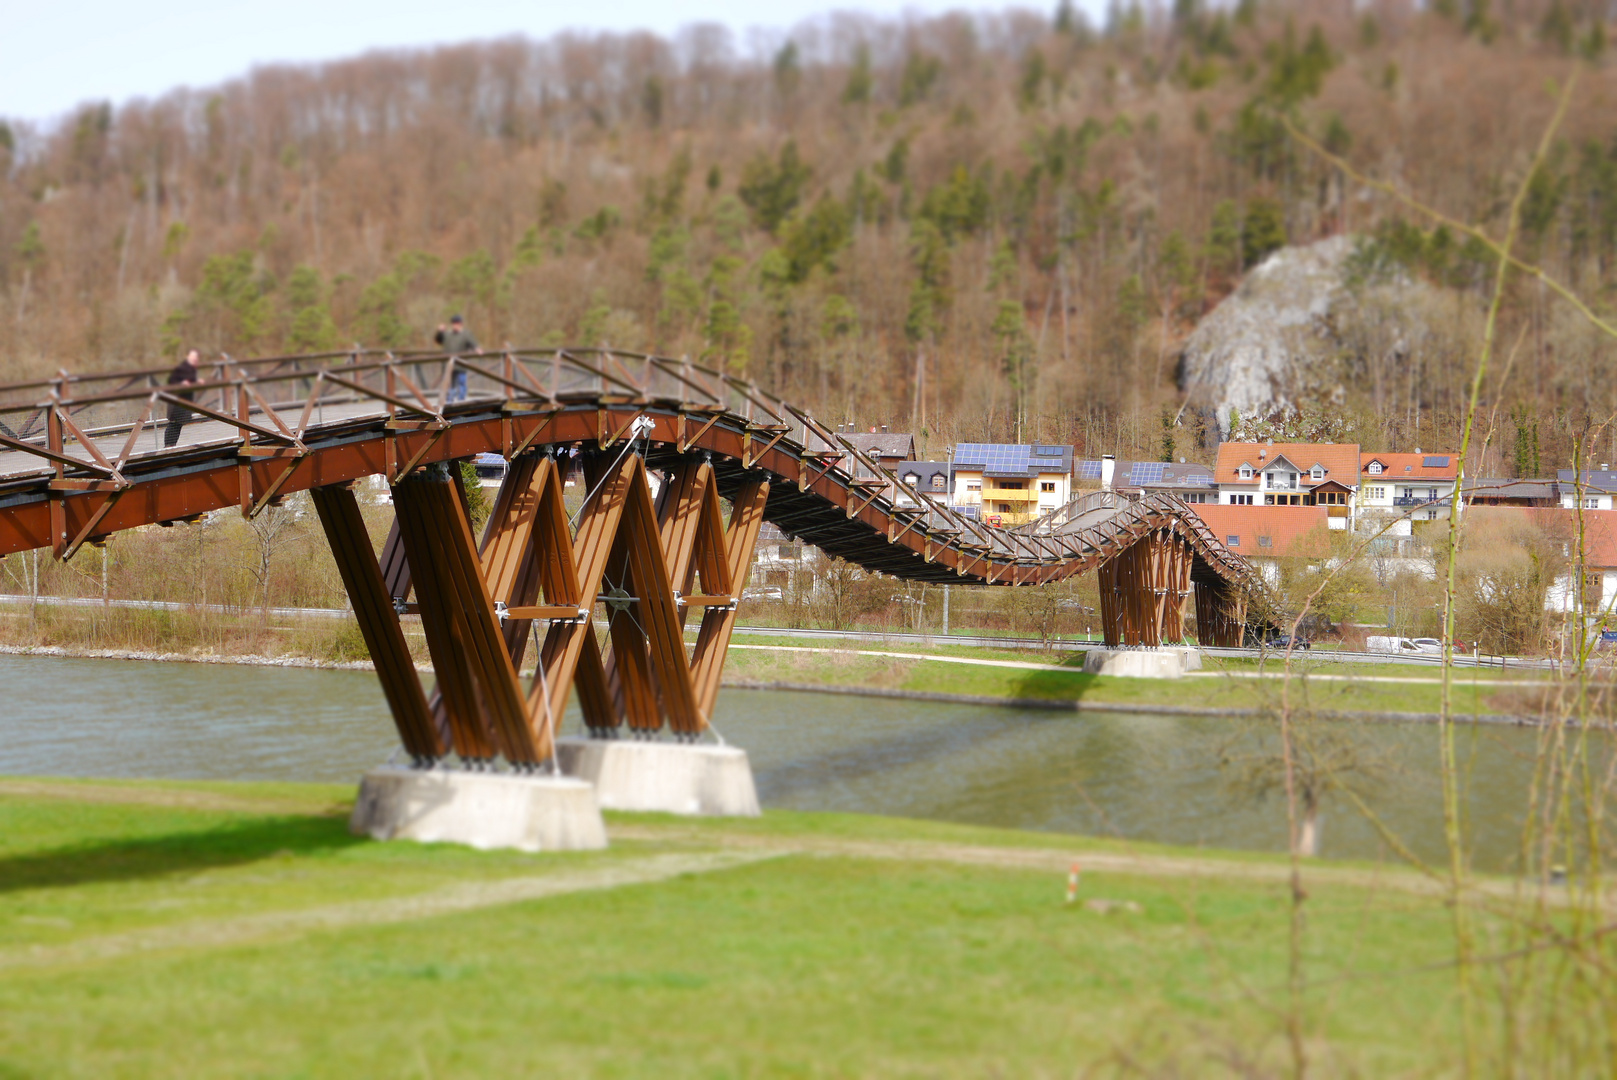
left=1311, top=466, right=1324, bottom=481
left=903, top=473, right=919, bottom=486
left=1258, top=536, right=1273, bottom=547
left=966, top=482, right=981, bottom=492
left=1366, top=486, right=1385, bottom=500
left=1183, top=492, right=1208, bottom=503
left=1426, top=510, right=1439, bottom=520
left=1227, top=535, right=1240, bottom=547
left=1239, top=465, right=1253, bottom=479
left=1368, top=462, right=1383, bottom=475
left=997, top=480, right=1025, bottom=490
left=1586, top=498, right=1602, bottom=509
left=931, top=475, right=945, bottom=491
left=1229, top=494, right=1254, bottom=506
left=1040, top=481, right=1056, bottom=492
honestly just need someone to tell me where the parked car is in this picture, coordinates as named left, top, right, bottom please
left=1598, top=630, right=1617, bottom=649
left=1367, top=635, right=1425, bottom=654
left=742, top=586, right=783, bottom=602
left=1410, top=638, right=1468, bottom=654
left=1055, top=599, right=1096, bottom=614
left=1242, top=631, right=1309, bottom=649
left=1265, top=634, right=1312, bottom=650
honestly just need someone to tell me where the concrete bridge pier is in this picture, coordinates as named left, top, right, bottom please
left=350, top=767, right=608, bottom=852
left=554, top=738, right=760, bottom=816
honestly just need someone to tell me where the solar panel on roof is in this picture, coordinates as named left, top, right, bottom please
left=1423, top=455, right=1450, bottom=467
left=1077, top=461, right=1102, bottom=479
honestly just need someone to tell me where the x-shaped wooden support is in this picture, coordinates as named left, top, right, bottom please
left=324, top=449, right=769, bottom=766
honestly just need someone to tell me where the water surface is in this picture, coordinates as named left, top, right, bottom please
left=0, top=653, right=1571, bottom=871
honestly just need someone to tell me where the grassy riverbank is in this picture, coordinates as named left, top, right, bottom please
left=4, top=599, right=1575, bottom=720
left=0, top=776, right=1500, bottom=1076
left=721, top=637, right=1553, bottom=719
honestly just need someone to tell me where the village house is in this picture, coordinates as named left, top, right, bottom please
left=1213, top=442, right=1360, bottom=529
left=1463, top=477, right=1560, bottom=508
left=1557, top=469, right=1617, bottom=511
left=1526, top=509, right=1617, bottom=619
left=836, top=429, right=916, bottom=480
left=1358, top=452, right=1461, bottom=528
left=893, top=461, right=952, bottom=507
left=950, top=443, right=1074, bottom=526
left=1074, top=459, right=1217, bottom=503
left=1191, top=504, right=1332, bottom=586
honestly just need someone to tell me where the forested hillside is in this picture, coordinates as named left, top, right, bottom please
left=1, top=0, right=1614, bottom=468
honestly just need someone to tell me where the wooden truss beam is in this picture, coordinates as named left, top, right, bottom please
left=309, top=484, right=442, bottom=762
left=317, top=448, right=773, bottom=766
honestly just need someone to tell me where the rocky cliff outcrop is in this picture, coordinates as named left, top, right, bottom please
left=1179, top=235, right=1437, bottom=439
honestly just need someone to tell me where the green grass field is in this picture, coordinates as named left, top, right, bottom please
left=0, top=776, right=1500, bottom=1076
left=718, top=635, right=1548, bottom=718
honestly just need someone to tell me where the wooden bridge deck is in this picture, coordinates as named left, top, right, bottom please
left=0, top=348, right=1249, bottom=591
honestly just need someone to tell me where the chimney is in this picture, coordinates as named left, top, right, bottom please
left=1603, top=464, right=1610, bottom=471
left=1101, top=454, right=1116, bottom=492
left=1415, top=446, right=1423, bottom=455
left=881, top=424, right=888, bottom=433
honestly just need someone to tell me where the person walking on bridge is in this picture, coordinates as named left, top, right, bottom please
left=163, top=349, right=201, bottom=448
left=434, top=314, right=481, bottom=403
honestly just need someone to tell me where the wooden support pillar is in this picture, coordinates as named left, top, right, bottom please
left=1195, top=580, right=1248, bottom=647
left=1101, top=530, right=1195, bottom=648
left=393, top=463, right=534, bottom=763
left=355, top=448, right=772, bottom=764
left=310, top=484, right=442, bottom=763
left=528, top=451, right=634, bottom=752
left=688, top=475, right=769, bottom=721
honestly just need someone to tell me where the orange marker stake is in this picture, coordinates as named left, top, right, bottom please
left=1066, top=862, right=1081, bottom=904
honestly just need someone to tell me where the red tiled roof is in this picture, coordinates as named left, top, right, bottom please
left=1523, top=508, right=1617, bottom=568
left=1361, top=451, right=1461, bottom=481
left=1193, top=504, right=1331, bottom=557
left=1214, top=442, right=1361, bottom=487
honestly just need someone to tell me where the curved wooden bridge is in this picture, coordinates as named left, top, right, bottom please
left=0, top=348, right=1254, bottom=765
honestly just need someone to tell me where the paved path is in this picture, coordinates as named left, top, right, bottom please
left=0, top=850, right=775, bottom=972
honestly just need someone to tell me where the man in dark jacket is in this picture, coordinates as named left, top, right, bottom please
left=434, top=315, right=480, bottom=402
left=163, top=349, right=200, bottom=448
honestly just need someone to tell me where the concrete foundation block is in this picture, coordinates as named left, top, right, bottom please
left=1082, top=648, right=1199, bottom=679
left=555, top=737, right=761, bottom=817
left=350, top=766, right=608, bottom=852
left=1163, top=645, right=1204, bottom=672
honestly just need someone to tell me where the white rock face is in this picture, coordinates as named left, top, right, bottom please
left=1181, top=235, right=1357, bottom=437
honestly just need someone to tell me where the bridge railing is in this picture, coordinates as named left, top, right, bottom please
left=0, top=346, right=1255, bottom=583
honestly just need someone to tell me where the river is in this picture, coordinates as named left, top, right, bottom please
left=0, top=653, right=1572, bottom=873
